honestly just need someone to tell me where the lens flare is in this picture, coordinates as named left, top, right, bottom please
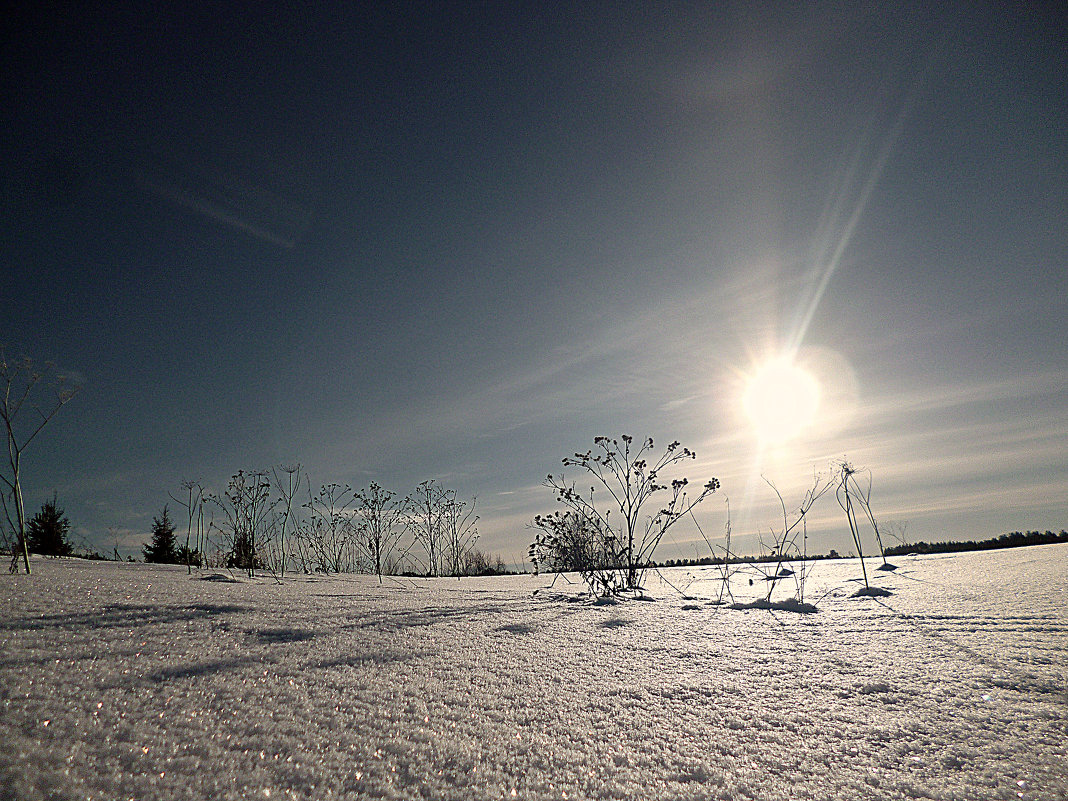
left=742, top=357, right=820, bottom=443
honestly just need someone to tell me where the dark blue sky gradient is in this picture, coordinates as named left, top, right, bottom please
left=4, top=3, right=1066, bottom=560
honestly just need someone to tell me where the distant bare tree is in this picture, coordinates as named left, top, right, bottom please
left=353, top=482, right=406, bottom=581
left=1, top=348, right=79, bottom=574
left=885, top=518, right=910, bottom=548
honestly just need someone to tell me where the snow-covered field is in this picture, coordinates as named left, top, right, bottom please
left=2, top=545, right=1066, bottom=801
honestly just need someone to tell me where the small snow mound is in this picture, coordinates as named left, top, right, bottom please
left=852, top=586, right=893, bottom=597
left=730, top=598, right=818, bottom=614
left=876, top=562, right=898, bottom=572
left=591, top=595, right=622, bottom=606
left=198, top=573, right=244, bottom=583
left=496, top=622, right=535, bottom=635
left=760, top=567, right=795, bottom=581
left=681, top=604, right=703, bottom=611
left=858, top=681, right=892, bottom=695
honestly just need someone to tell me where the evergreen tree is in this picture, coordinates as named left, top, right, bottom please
left=27, top=493, right=74, bottom=557
left=143, top=505, right=178, bottom=564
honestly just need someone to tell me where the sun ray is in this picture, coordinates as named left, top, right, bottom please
left=789, top=56, right=938, bottom=354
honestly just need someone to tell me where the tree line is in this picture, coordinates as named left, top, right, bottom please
left=884, top=529, right=1068, bottom=556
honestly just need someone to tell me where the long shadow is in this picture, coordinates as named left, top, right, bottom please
left=342, top=601, right=525, bottom=632
left=0, top=603, right=252, bottom=633
left=870, top=597, right=1068, bottom=700
left=254, top=627, right=316, bottom=644
left=312, top=650, right=427, bottom=670
left=495, top=622, right=537, bottom=635
left=150, top=656, right=259, bottom=682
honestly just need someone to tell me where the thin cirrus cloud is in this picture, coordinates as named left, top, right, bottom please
left=855, top=369, right=1067, bottom=422
left=135, top=165, right=314, bottom=250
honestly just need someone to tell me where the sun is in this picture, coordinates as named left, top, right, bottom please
left=742, top=356, right=821, bottom=444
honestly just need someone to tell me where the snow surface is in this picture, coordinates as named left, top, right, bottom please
left=1, top=545, right=1066, bottom=800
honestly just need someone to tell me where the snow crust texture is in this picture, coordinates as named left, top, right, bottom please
left=1, top=545, right=1066, bottom=800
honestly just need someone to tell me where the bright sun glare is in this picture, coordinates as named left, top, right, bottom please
left=742, top=357, right=821, bottom=444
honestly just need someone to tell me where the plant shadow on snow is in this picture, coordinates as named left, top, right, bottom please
left=0, top=602, right=251, bottom=633
left=312, top=650, right=428, bottom=670
left=253, top=627, right=316, bottom=644
left=343, top=601, right=523, bottom=632
left=867, top=595, right=1068, bottom=699
left=149, top=657, right=260, bottom=682
left=495, top=622, right=536, bottom=635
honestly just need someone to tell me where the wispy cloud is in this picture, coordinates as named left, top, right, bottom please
left=136, top=166, right=313, bottom=249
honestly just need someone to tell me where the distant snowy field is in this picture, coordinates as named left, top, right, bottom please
left=2, top=546, right=1066, bottom=801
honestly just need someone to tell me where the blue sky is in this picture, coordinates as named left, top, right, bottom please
left=3, top=3, right=1066, bottom=562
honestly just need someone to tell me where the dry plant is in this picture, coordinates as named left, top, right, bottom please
left=753, top=474, right=834, bottom=606
left=836, top=460, right=894, bottom=596
left=209, top=470, right=277, bottom=577
left=300, top=482, right=357, bottom=573
left=532, top=435, right=719, bottom=596
left=406, top=480, right=447, bottom=577
left=531, top=509, right=628, bottom=596
left=404, top=481, right=480, bottom=577
left=686, top=497, right=743, bottom=605
left=170, top=480, right=206, bottom=573
left=353, top=482, right=407, bottom=581
left=439, top=493, right=479, bottom=578
left=270, top=464, right=304, bottom=579
left=0, top=349, right=79, bottom=573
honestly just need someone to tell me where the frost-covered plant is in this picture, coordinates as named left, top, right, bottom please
left=532, top=435, right=719, bottom=596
